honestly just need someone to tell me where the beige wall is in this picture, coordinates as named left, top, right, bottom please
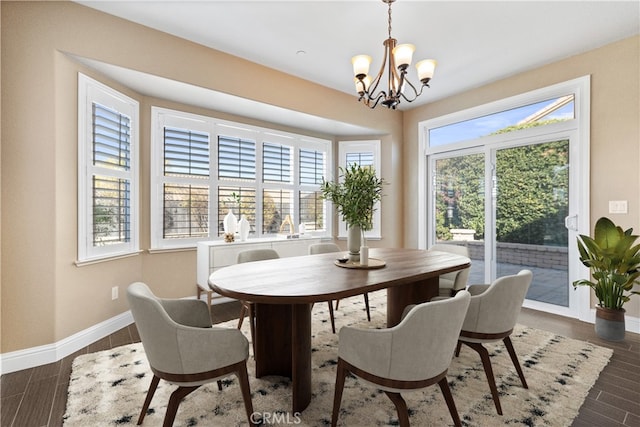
left=403, top=35, right=640, bottom=317
left=1, top=1, right=401, bottom=353
left=1, top=1, right=638, bottom=356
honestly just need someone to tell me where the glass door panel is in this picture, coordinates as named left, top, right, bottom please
left=495, top=140, right=570, bottom=306
left=434, top=154, right=485, bottom=285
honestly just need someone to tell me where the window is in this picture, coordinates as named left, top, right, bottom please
left=78, top=74, right=139, bottom=263
left=151, top=108, right=331, bottom=249
left=427, top=94, right=575, bottom=149
left=336, top=140, right=382, bottom=239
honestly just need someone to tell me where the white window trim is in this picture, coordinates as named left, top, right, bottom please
left=77, top=73, right=140, bottom=264
left=336, top=140, right=382, bottom=240
left=150, top=107, right=332, bottom=250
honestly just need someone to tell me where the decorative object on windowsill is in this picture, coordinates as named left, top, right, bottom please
left=238, top=215, right=250, bottom=241
left=223, top=191, right=241, bottom=236
left=279, top=214, right=295, bottom=236
left=574, top=217, right=640, bottom=341
left=299, top=223, right=306, bottom=235
left=351, top=0, right=437, bottom=110
left=321, top=164, right=385, bottom=262
left=223, top=232, right=235, bottom=243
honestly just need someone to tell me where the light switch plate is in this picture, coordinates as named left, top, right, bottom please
left=608, top=200, right=628, bottom=214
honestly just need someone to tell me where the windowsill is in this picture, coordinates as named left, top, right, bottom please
left=150, top=234, right=330, bottom=252
left=75, top=250, right=143, bottom=267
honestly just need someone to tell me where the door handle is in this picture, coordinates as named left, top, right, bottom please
left=564, top=215, right=578, bottom=231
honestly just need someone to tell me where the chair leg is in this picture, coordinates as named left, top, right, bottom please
left=236, top=361, right=256, bottom=426
left=438, top=377, right=462, bottom=427
left=248, top=303, right=256, bottom=354
left=503, top=336, right=528, bottom=389
left=328, top=301, right=336, bottom=334
left=137, top=375, right=160, bottom=425
left=363, top=293, right=371, bottom=322
left=384, top=391, right=410, bottom=427
left=217, top=380, right=223, bottom=391
left=331, top=359, right=348, bottom=427
left=163, top=385, right=200, bottom=427
left=238, top=302, right=247, bottom=329
left=462, top=341, right=502, bottom=415
left=454, top=340, right=462, bottom=357
left=335, top=299, right=340, bottom=310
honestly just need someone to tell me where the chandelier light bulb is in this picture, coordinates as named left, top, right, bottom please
left=392, top=44, right=415, bottom=70
left=416, top=59, right=437, bottom=83
left=352, top=55, right=372, bottom=79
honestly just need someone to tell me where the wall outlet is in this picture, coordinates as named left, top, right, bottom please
left=608, top=200, right=628, bottom=214
left=112, top=286, right=119, bottom=300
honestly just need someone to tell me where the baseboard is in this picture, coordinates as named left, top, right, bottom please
left=1, top=310, right=133, bottom=375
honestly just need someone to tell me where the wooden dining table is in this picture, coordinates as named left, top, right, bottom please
left=208, top=247, right=470, bottom=413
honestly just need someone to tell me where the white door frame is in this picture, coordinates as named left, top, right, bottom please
left=418, top=76, right=591, bottom=322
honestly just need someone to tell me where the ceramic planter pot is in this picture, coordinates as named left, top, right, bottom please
left=595, top=306, right=625, bottom=341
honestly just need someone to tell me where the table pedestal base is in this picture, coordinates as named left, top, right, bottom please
left=387, top=276, right=438, bottom=327
left=253, top=303, right=312, bottom=413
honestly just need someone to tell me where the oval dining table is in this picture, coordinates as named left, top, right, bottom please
left=208, top=247, right=470, bottom=413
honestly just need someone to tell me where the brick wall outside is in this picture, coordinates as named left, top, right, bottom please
left=443, top=240, right=568, bottom=271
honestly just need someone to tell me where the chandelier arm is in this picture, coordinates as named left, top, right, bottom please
left=399, top=81, right=429, bottom=103
left=364, top=41, right=391, bottom=100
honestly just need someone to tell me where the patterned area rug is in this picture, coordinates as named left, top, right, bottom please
left=64, top=291, right=612, bottom=426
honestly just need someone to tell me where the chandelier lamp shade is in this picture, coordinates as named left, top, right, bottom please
left=352, top=0, right=437, bottom=109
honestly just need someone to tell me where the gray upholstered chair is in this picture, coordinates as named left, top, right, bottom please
left=455, top=269, right=533, bottom=415
left=332, top=291, right=471, bottom=427
left=126, top=282, right=255, bottom=427
left=429, top=243, right=471, bottom=297
left=236, top=248, right=280, bottom=346
left=309, top=242, right=371, bottom=333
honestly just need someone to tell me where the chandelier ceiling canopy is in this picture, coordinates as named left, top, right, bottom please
left=352, top=0, right=437, bottom=110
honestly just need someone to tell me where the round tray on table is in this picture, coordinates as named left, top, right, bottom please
left=334, top=258, right=386, bottom=269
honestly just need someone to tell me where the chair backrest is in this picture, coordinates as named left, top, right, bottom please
left=388, top=291, right=471, bottom=381
left=126, top=282, right=187, bottom=374
left=429, top=243, right=471, bottom=292
left=236, top=248, right=279, bottom=263
left=462, top=269, right=532, bottom=335
left=308, top=242, right=341, bottom=255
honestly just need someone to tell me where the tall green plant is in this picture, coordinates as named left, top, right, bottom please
left=573, top=217, right=640, bottom=309
left=320, top=164, right=384, bottom=232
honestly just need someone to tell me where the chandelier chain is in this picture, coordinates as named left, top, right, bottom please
left=387, top=1, right=392, bottom=39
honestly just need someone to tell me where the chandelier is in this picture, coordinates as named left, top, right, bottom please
left=351, top=0, right=437, bottom=109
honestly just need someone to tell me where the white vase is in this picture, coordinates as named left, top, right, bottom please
left=239, top=215, right=250, bottom=241
left=360, top=245, right=369, bottom=266
left=347, top=225, right=361, bottom=261
left=223, top=210, right=237, bottom=235
left=298, top=223, right=306, bottom=235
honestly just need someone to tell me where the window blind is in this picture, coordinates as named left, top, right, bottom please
left=299, top=149, right=325, bottom=185
left=164, top=127, right=209, bottom=178
left=345, top=151, right=374, bottom=168
left=163, top=184, right=209, bottom=238
left=263, top=189, right=293, bottom=234
left=263, top=142, right=291, bottom=183
left=218, top=136, right=256, bottom=180
left=299, top=190, right=324, bottom=231
left=92, top=103, right=131, bottom=170
left=92, top=175, right=130, bottom=246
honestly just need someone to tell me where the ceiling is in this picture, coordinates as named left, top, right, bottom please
left=74, top=0, right=639, bottom=134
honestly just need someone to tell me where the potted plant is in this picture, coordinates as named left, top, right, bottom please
left=574, top=216, right=640, bottom=341
left=321, top=164, right=385, bottom=261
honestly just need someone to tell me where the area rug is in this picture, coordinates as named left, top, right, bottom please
left=64, top=291, right=612, bottom=426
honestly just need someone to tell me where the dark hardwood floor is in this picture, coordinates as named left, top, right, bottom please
left=1, top=301, right=638, bottom=427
